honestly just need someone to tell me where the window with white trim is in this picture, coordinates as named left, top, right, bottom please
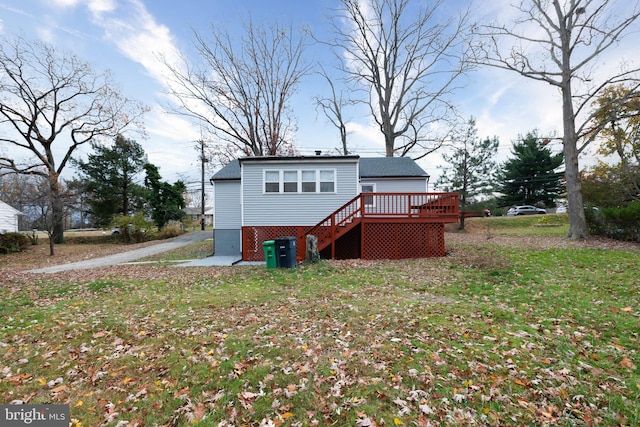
left=263, top=168, right=336, bottom=193
left=301, top=170, right=316, bottom=192
left=361, top=183, right=376, bottom=206
left=319, top=170, right=335, bottom=192
left=283, top=170, right=298, bottom=193
left=265, top=171, right=280, bottom=193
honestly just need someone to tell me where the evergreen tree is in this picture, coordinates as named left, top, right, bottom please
left=143, top=163, right=186, bottom=229
left=73, top=135, right=147, bottom=228
left=496, top=131, right=564, bottom=208
left=436, top=117, right=499, bottom=229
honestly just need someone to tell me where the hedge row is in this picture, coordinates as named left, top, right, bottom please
left=585, top=202, right=640, bottom=242
left=0, top=232, right=30, bottom=254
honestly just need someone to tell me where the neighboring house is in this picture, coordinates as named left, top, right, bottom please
left=184, top=207, right=213, bottom=226
left=0, top=200, right=23, bottom=233
left=210, top=155, right=459, bottom=261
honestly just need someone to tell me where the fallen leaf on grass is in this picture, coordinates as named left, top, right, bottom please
left=187, top=402, right=207, bottom=423
left=356, top=416, right=376, bottom=427
left=8, top=373, right=32, bottom=384
left=619, top=357, right=636, bottom=370
left=538, top=404, right=559, bottom=420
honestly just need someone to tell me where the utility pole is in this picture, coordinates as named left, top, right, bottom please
left=197, top=139, right=209, bottom=230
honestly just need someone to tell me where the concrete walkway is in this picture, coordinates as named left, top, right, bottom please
left=26, top=231, right=257, bottom=273
left=175, top=257, right=265, bottom=267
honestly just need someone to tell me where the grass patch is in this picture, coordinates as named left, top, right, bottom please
left=137, top=239, right=214, bottom=263
left=1, top=231, right=638, bottom=426
left=470, top=214, right=570, bottom=236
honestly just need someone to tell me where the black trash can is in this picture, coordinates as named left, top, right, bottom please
left=275, top=236, right=297, bottom=268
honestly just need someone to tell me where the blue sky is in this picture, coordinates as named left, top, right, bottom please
left=0, top=0, right=637, bottom=199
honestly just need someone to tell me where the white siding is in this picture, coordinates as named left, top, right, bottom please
left=214, top=181, right=241, bottom=229
left=361, top=178, right=427, bottom=193
left=242, top=159, right=359, bottom=226
left=0, top=201, right=21, bottom=233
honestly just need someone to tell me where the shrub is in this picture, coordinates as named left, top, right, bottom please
left=585, top=202, right=640, bottom=242
left=111, top=214, right=155, bottom=243
left=0, top=232, right=30, bottom=254
left=157, top=220, right=184, bottom=239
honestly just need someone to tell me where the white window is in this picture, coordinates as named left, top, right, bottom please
left=319, top=170, right=335, bottom=193
left=301, top=170, right=316, bottom=192
left=265, top=170, right=280, bottom=193
left=361, top=183, right=376, bottom=206
left=283, top=170, right=298, bottom=193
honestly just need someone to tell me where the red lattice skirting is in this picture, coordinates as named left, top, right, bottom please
left=242, top=226, right=307, bottom=262
left=361, top=221, right=445, bottom=259
left=242, top=221, right=445, bottom=261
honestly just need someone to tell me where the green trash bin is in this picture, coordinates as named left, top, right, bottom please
left=262, top=240, right=277, bottom=268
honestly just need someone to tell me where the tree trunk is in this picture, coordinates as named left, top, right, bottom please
left=48, top=234, right=55, bottom=256
left=561, top=84, right=588, bottom=239
left=49, top=172, right=65, bottom=244
left=385, top=132, right=395, bottom=157
left=306, top=235, right=319, bottom=263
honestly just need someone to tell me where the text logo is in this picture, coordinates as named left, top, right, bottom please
left=1, top=405, right=69, bottom=426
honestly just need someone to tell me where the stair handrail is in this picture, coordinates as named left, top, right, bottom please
left=304, top=193, right=363, bottom=246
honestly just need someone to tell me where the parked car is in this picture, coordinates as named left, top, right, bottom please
left=556, top=205, right=567, bottom=214
left=507, top=205, right=547, bottom=216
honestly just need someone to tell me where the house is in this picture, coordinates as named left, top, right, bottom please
left=184, top=206, right=214, bottom=227
left=0, top=200, right=23, bottom=233
left=210, top=155, right=459, bottom=261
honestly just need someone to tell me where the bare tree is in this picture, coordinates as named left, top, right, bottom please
left=163, top=19, right=310, bottom=163
left=475, top=0, right=640, bottom=239
left=0, top=172, right=72, bottom=255
left=29, top=176, right=76, bottom=256
left=314, top=66, right=355, bottom=155
left=0, top=36, right=147, bottom=245
left=327, top=0, right=474, bottom=158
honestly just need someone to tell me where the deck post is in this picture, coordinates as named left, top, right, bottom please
left=330, top=213, right=336, bottom=259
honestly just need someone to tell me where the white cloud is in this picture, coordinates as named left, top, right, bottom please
left=87, top=0, right=115, bottom=14
left=145, top=105, right=199, bottom=143
left=47, top=0, right=115, bottom=12
left=85, top=0, right=181, bottom=85
left=48, top=0, right=81, bottom=7
left=36, top=26, right=56, bottom=43
left=346, top=120, right=385, bottom=154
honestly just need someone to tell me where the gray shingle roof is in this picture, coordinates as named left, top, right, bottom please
left=211, top=159, right=241, bottom=181
left=210, top=156, right=428, bottom=181
left=359, top=157, right=429, bottom=178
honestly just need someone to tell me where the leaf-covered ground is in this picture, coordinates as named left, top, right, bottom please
left=1, top=226, right=638, bottom=426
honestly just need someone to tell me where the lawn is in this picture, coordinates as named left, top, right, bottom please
left=1, top=218, right=638, bottom=426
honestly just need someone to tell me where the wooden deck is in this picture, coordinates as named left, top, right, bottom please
left=242, top=192, right=459, bottom=261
